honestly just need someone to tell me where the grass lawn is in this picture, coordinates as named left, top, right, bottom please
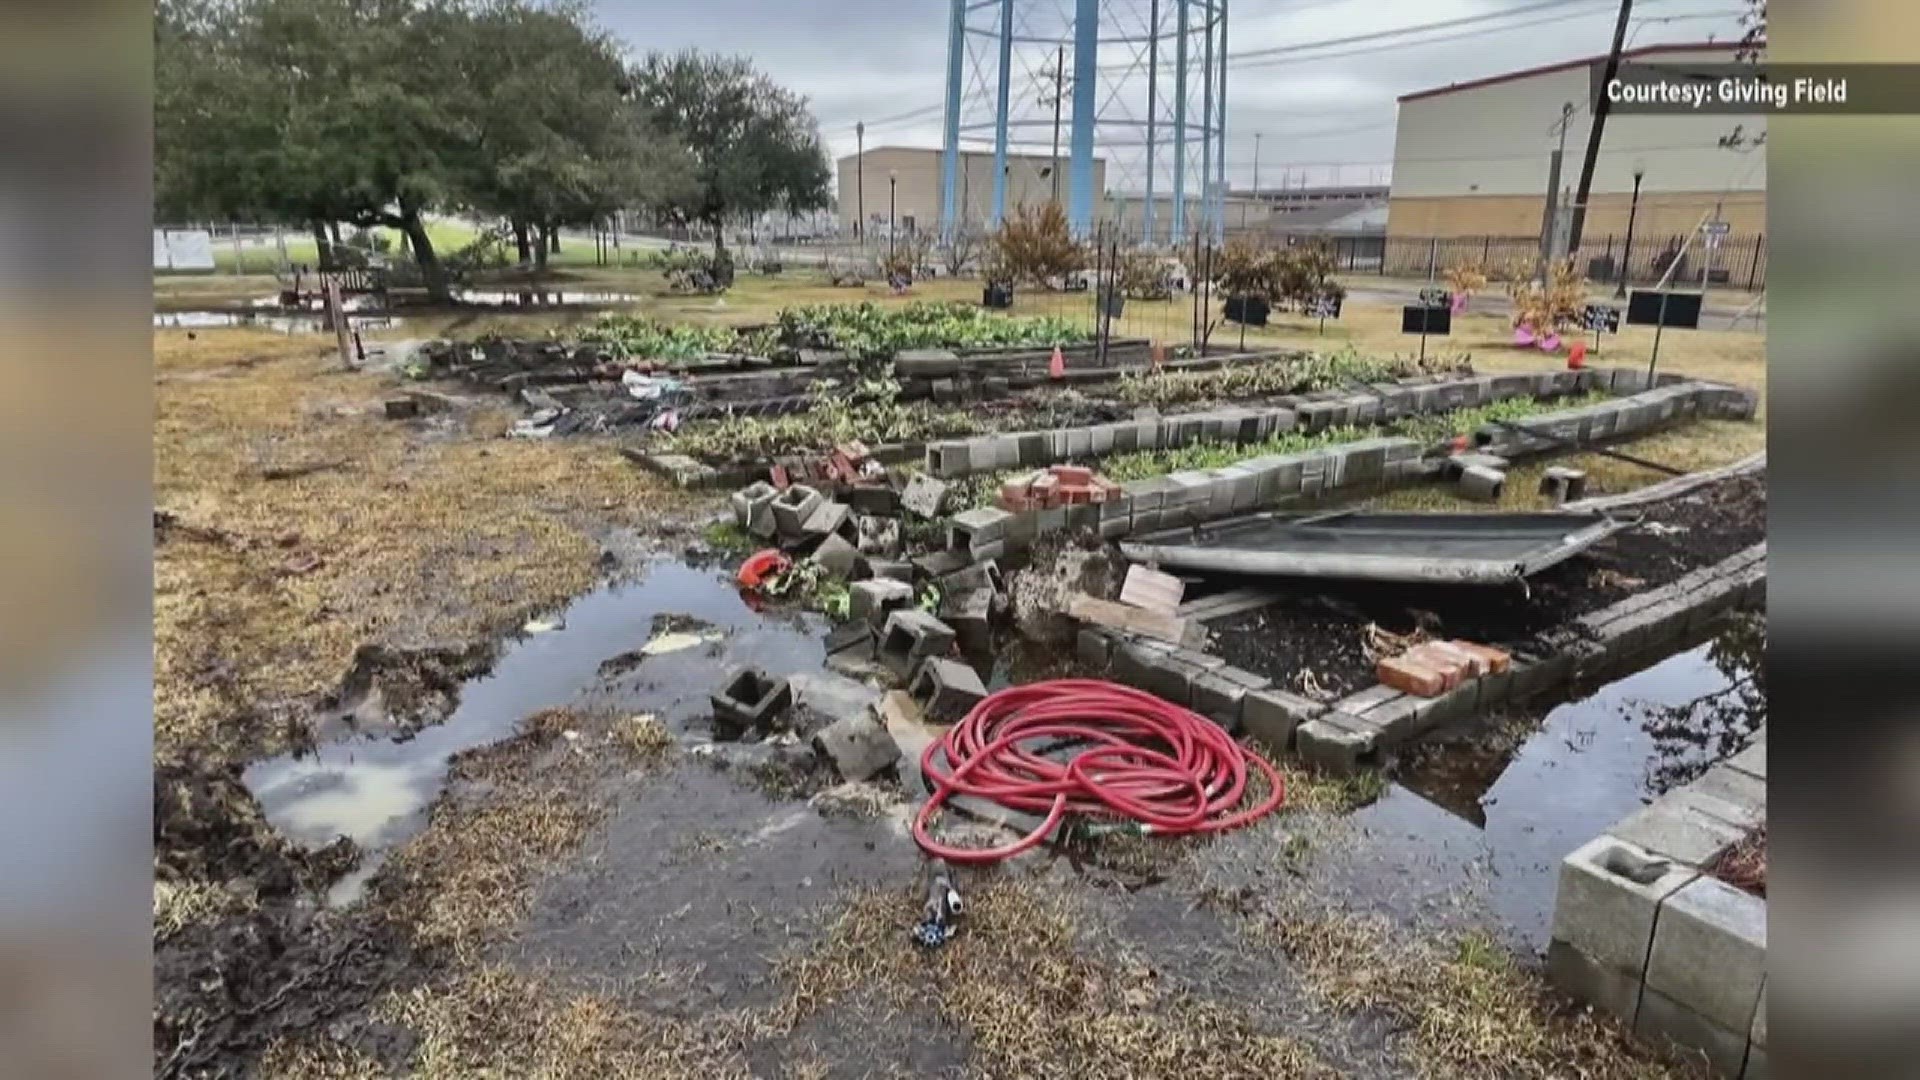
left=152, top=328, right=700, bottom=765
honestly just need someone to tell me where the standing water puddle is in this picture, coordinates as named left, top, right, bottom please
left=1363, top=633, right=1762, bottom=950
left=244, top=560, right=827, bottom=903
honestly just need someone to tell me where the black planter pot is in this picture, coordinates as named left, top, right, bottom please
left=983, top=283, right=1014, bottom=309
left=1224, top=294, right=1269, bottom=326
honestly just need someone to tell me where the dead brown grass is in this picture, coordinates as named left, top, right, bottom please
left=1367, top=420, right=1763, bottom=513
left=772, top=879, right=1336, bottom=1079
left=1248, top=902, right=1703, bottom=1080
left=378, top=768, right=600, bottom=962
left=154, top=328, right=697, bottom=764
left=375, top=966, right=740, bottom=1080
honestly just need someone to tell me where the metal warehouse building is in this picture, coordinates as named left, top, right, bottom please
left=1387, top=42, right=1767, bottom=250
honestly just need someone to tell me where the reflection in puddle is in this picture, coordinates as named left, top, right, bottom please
left=1374, top=635, right=1762, bottom=950
left=452, top=289, right=641, bottom=307
left=154, top=310, right=402, bottom=333
left=244, top=561, right=825, bottom=903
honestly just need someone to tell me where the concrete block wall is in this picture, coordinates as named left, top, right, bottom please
left=1549, top=727, right=1767, bottom=1077
left=1474, top=375, right=1758, bottom=458
left=1282, top=541, right=1763, bottom=776
left=923, top=369, right=1595, bottom=481
left=945, top=434, right=1426, bottom=562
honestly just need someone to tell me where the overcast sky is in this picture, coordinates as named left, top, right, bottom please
left=591, top=0, right=1748, bottom=191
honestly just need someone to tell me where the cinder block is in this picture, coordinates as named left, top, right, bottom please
left=1141, top=653, right=1203, bottom=706
left=812, top=710, right=900, bottom=782
left=1690, top=765, right=1766, bottom=827
left=1726, top=740, right=1766, bottom=781
left=1188, top=672, right=1247, bottom=732
left=850, top=578, right=915, bottom=627
left=730, top=480, right=779, bottom=537
left=1295, top=712, right=1378, bottom=775
left=1015, top=432, right=1047, bottom=467
left=1509, top=650, right=1574, bottom=704
left=1540, top=466, right=1589, bottom=505
left=1214, top=665, right=1271, bottom=692
left=949, top=506, right=1012, bottom=549
left=878, top=609, right=956, bottom=680
left=770, top=485, right=824, bottom=538
left=908, top=656, right=990, bottom=723
left=1110, top=638, right=1159, bottom=689
left=1635, top=986, right=1751, bottom=1078
left=1459, top=464, right=1506, bottom=502
left=1075, top=628, right=1114, bottom=668
left=926, top=441, right=971, bottom=478
left=1646, top=876, right=1768, bottom=1033
left=710, top=667, right=793, bottom=740
left=1610, top=794, right=1747, bottom=868
left=1551, top=834, right=1698, bottom=977
left=1546, top=938, right=1644, bottom=1023
left=939, top=587, right=994, bottom=655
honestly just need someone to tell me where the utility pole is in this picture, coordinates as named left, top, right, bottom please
left=1042, top=45, right=1067, bottom=202
left=1568, top=0, right=1633, bottom=253
left=1540, top=102, right=1575, bottom=285
left=855, top=121, right=866, bottom=243
left=1253, top=132, right=1262, bottom=197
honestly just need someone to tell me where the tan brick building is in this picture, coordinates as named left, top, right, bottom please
left=1387, top=43, right=1766, bottom=249
left=837, top=146, right=1105, bottom=236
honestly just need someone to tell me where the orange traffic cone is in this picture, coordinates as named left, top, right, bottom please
left=1049, top=344, right=1066, bottom=380
left=1150, top=340, right=1166, bottom=371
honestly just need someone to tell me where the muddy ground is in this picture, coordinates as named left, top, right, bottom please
left=155, top=542, right=1735, bottom=1079
left=153, top=328, right=1754, bottom=1080
left=1207, top=473, right=1767, bottom=698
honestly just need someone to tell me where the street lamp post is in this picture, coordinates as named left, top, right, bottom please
left=1253, top=132, right=1262, bottom=197
left=856, top=121, right=866, bottom=243
left=1616, top=167, right=1644, bottom=299
left=889, top=171, right=898, bottom=260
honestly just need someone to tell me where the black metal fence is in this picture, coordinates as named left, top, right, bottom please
left=1267, top=232, right=1767, bottom=291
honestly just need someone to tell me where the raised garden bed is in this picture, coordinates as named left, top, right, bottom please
left=1201, top=473, right=1765, bottom=699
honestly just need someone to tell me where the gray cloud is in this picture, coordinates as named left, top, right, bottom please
left=592, top=0, right=1746, bottom=189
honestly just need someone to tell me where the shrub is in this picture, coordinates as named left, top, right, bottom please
left=989, top=201, right=1086, bottom=287
left=1505, top=257, right=1586, bottom=333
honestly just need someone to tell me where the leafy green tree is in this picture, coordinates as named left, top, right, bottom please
left=446, top=0, right=694, bottom=268
left=156, top=0, right=476, bottom=296
left=629, top=51, right=832, bottom=256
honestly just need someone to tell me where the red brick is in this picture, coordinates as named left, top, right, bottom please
left=1447, top=640, right=1511, bottom=675
left=1379, top=655, right=1446, bottom=697
left=1052, top=465, right=1094, bottom=486
left=1059, top=485, right=1092, bottom=505
left=769, top=464, right=791, bottom=489
left=1000, top=479, right=1032, bottom=503
left=1404, top=642, right=1468, bottom=689
left=1422, top=640, right=1486, bottom=677
left=835, top=440, right=870, bottom=462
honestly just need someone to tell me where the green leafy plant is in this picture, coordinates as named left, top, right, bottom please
left=773, top=301, right=1087, bottom=358
left=578, top=314, right=740, bottom=361
left=1112, top=349, right=1462, bottom=409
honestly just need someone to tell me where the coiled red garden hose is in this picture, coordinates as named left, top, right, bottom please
left=911, top=679, right=1285, bottom=864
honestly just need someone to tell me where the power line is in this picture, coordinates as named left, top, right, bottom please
left=1226, top=0, right=1611, bottom=62
left=1232, top=0, right=1726, bottom=69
